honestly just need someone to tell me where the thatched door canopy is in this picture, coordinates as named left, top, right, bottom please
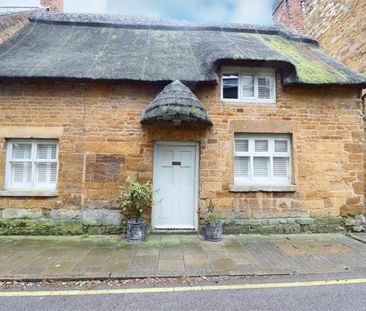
left=140, top=80, right=212, bottom=126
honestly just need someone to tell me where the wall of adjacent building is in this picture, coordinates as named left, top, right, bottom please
left=303, top=0, right=366, bottom=204
left=0, top=74, right=364, bottom=234
left=0, top=13, right=31, bottom=44
left=303, top=0, right=366, bottom=76
left=273, top=0, right=305, bottom=34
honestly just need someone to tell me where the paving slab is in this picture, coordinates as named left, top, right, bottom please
left=158, top=259, right=185, bottom=273
left=0, top=234, right=366, bottom=280
left=350, top=233, right=366, bottom=244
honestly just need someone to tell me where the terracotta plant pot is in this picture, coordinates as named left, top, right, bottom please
left=127, top=219, right=145, bottom=242
left=204, top=222, right=223, bottom=242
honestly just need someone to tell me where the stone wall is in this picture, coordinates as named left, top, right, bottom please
left=40, top=0, right=64, bottom=12
left=303, top=0, right=366, bottom=205
left=304, top=0, right=366, bottom=76
left=0, top=73, right=364, bottom=234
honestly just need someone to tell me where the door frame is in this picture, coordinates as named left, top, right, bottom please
left=152, top=140, right=200, bottom=231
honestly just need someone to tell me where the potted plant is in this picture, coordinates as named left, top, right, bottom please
left=204, top=200, right=223, bottom=242
left=119, top=176, right=153, bottom=242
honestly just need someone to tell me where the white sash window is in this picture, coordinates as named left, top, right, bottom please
left=5, top=139, right=59, bottom=190
left=222, top=67, right=276, bottom=103
left=234, top=134, right=291, bottom=186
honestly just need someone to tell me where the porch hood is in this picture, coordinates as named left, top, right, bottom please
left=140, top=80, right=212, bottom=126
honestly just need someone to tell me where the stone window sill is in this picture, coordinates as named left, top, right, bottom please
left=229, top=185, right=296, bottom=193
left=0, top=190, right=58, bottom=197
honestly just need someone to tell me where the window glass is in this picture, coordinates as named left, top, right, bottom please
left=275, top=140, right=288, bottom=153
left=273, top=157, right=289, bottom=177
left=258, top=76, right=272, bottom=99
left=223, top=74, right=238, bottom=99
left=241, top=75, right=255, bottom=98
left=235, top=139, right=248, bottom=152
left=234, top=156, right=249, bottom=178
left=12, top=143, right=32, bottom=159
left=253, top=157, right=269, bottom=177
left=255, top=140, right=268, bottom=152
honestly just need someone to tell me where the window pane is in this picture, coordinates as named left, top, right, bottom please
left=50, top=163, right=57, bottom=184
left=255, top=140, right=268, bottom=152
left=235, top=139, right=248, bottom=152
left=223, top=74, right=238, bottom=99
left=12, top=162, right=32, bottom=184
left=241, top=75, right=254, bottom=98
left=258, top=76, right=272, bottom=99
left=253, top=157, right=269, bottom=177
left=234, top=156, right=249, bottom=177
left=12, top=143, right=32, bottom=160
left=37, top=144, right=57, bottom=160
left=37, top=144, right=49, bottom=159
left=36, top=163, right=48, bottom=183
left=273, top=157, right=289, bottom=177
left=51, top=145, right=57, bottom=160
left=275, top=140, right=288, bottom=153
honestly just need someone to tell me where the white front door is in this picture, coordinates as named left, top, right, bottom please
left=152, top=142, right=198, bottom=230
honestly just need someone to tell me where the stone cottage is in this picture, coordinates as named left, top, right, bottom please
left=0, top=11, right=365, bottom=235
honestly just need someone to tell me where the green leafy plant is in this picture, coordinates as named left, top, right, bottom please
left=119, top=176, right=153, bottom=222
left=204, top=200, right=221, bottom=225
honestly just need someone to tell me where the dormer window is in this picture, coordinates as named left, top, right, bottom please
left=222, top=68, right=276, bottom=103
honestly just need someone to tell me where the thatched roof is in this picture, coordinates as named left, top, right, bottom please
left=141, top=80, right=212, bottom=126
left=0, top=12, right=365, bottom=86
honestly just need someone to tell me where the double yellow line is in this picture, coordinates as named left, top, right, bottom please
left=1, top=277, right=366, bottom=297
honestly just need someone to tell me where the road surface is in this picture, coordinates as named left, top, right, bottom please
left=1, top=273, right=365, bottom=311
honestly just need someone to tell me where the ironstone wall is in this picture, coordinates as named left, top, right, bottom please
left=0, top=73, right=364, bottom=234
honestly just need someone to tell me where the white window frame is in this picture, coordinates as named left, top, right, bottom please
left=234, top=134, right=291, bottom=186
left=221, top=67, right=276, bottom=103
left=5, top=139, right=59, bottom=191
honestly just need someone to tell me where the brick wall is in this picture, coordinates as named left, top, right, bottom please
left=273, top=0, right=305, bottom=34
left=0, top=74, right=364, bottom=234
left=40, top=0, right=64, bottom=12
left=0, top=13, right=31, bottom=44
left=304, top=0, right=366, bottom=75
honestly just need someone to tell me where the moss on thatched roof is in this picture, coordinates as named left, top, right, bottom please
left=0, top=12, right=365, bottom=86
left=141, top=80, right=212, bottom=126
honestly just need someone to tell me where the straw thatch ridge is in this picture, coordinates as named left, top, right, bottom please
left=141, top=80, right=212, bottom=126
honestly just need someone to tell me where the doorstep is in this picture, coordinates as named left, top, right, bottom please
left=151, top=229, right=198, bottom=234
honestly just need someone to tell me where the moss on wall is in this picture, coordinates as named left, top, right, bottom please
left=0, top=219, right=123, bottom=236
left=223, top=217, right=344, bottom=234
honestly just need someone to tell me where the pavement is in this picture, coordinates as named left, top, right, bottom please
left=1, top=233, right=366, bottom=280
